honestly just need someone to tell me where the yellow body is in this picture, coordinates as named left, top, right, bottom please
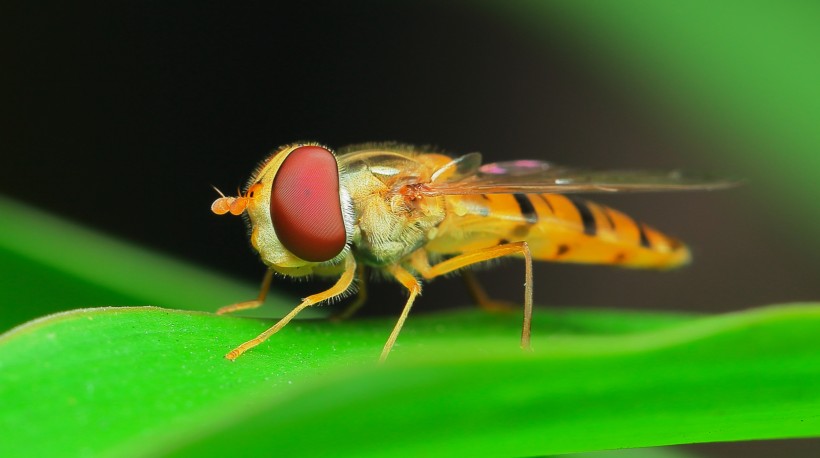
left=213, top=142, right=723, bottom=361
left=337, top=146, right=689, bottom=272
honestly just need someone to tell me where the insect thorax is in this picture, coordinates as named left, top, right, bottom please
left=341, top=157, right=446, bottom=267
left=347, top=184, right=444, bottom=266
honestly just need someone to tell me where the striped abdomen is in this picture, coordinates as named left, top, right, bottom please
left=429, top=193, right=690, bottom=270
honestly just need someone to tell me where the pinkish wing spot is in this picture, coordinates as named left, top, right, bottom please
left=512, top=160, right=543, bottom=168
left=479, top=160, right=552, bottom=176
left=478, top=163, right=508, bottom=175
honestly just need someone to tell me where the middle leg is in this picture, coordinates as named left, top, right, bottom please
left=381, top=264, right=422, bottom=362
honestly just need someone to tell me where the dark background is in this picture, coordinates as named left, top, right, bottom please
left=3, top=2, right=819, bottom=456
left=3, top=2, right=815, bottom=315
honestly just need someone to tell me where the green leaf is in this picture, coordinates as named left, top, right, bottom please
left=2, top=303, right=818, bottom=457
left=0, top=195, right=320, bottom=331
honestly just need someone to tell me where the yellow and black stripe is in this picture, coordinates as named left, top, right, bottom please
left=512, top=193, right=538, bottom=224
left=436, top=192, right=691, bottom=270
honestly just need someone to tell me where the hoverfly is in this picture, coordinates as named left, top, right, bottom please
left=211, top=142, right=734, bottom=362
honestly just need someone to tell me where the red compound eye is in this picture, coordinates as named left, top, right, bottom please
left=270, top=145, right=347, bottom=262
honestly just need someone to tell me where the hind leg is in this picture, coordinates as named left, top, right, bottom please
left=411, top=242, right=534, bottom=350
left=461, top=269, right=518, bottom=313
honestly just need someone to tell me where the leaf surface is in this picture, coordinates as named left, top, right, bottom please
left=1, top=304, right=818, bottom=457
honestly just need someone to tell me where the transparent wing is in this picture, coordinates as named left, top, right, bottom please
left=430, top=152, right=483, bottom=182
left=422, top=159, right=739, bottom=196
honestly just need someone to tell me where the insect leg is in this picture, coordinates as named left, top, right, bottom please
left=461, top=269, right=517, bottom=313
left=225, top=256, right=357, bottom=360
left=380, top=265, right=422, bottom=363
left=414, top=242, right=534, bottom=351
left=215, top=268, right=275, bottom=315
left=332, top=264, right=369, bottom=321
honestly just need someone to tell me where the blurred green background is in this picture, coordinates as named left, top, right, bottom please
left=2, top=1, right=819, bottom=456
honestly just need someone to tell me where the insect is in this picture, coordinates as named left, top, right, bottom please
left=211, top=142, right=734, bottom=362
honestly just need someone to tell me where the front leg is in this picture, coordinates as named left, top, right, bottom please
left=225, top=256, right=357, bottom=360
left=216, top=268, right=275, bottom=315
left=331, top=264, right=369, bottom=321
